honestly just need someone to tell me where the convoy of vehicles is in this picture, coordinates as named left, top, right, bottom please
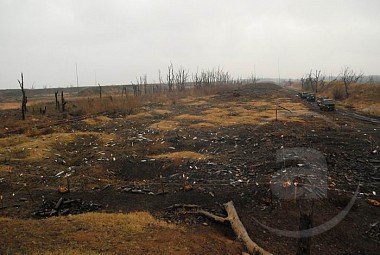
left=298, top=92, right=335, bottom=111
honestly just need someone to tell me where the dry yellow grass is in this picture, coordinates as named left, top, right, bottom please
left=0, top=212, right=175, bottom=255
left=186, top=100, right=209, bottom=106
left=149, top=151, right=208, bottom=160
left=188, top=122, right=216, bottom=129
left=153, top=109, right=172, bottom=115
left=149, top=120, right=179, bottom=131
left=82, top=115, right=112, bottom=125
left=0, top=165, right=12, bottom=172
left=155, top=98, right=310, bottom=128
left=0, top=131, right=115, bottom=161
left=0, top=102, right=20, bottom=110
left=174, top=114, right=203, bottom=121
left=0, top=210, right=241, bottom=255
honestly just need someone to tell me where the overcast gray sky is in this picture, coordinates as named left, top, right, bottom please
left=0, top=0, right=379, bottom=89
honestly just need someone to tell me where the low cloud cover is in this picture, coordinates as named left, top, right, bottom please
left=0, top=0, right=379, bottom=89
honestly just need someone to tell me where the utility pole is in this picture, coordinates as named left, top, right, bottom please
left=277, top=58, right=281, bottom=87
left=76, top=62, right=79, bottom=94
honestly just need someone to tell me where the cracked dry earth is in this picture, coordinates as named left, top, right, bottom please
left=0, top=83, right=379, bottom=255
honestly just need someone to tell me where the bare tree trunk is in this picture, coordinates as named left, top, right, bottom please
left=167, top=63, right=174, bottom=92
left=55, top=91, right=59, bottom=110
left=61, top=91, right=67, bottom=112
left=18, top=72, right=27, bottom=120
left=122, top=86, right=127, bottom=97
left=98, top=83, right=102, bottom=99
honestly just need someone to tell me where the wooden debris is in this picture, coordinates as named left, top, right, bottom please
left=183, top=185, right=193, bottom=191
left=173, top=201, right=272, bottom=255
left=367, top=199, right=380, bottom=207
left=165, top=204, right=200, bottom=210
left=58, top=187, right=69, bottom=194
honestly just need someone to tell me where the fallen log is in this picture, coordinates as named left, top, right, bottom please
left=180, top=201, right=272, bottom=255
left=224, top=201, right=272, bottom=255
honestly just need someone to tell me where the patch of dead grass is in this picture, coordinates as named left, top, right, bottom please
left=82, top=115, right=112, bottom=125
left=0, top=102, right=20, bottom=110
left=0, top=132, right=115, bottom=161
left=0, top=165, right=12, bottom=172
left=149, top=120, right=179, bottom=131
left=153, top=109, right=172, bottom=115
left=0, top=212, right=175, bottom=255
left=149, top=151, right=208, bottom=160
left=174, top=114, right=203, bottom=121
left=188, top=122, right=216, bottom=129
left=0, top=210, right=241, bottom=255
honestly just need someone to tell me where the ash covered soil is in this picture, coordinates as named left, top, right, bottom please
left=0, top=83, right=379, bottom=255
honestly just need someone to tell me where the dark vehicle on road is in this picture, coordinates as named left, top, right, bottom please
left=319, top=99, right=335, bottom=111
left=306, top=93, right=316, bottom=102
left=317, top=96, right=329, bottom=106
left=299, top=92, right=310, bottom=99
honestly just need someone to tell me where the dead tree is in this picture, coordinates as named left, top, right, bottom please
left=141, top=75, right=148, bottom=94
left=192, top=71, right=202, bottom=89
left=300, top=77, right=305, bottom=90
left=340, top=67, right=363, bottom=97
left=313, top=70, right=321, bottom=93
left=39, top=106, right=47, bottom=115
left=98, top=83, right=102, bottom=99
left=167, top=63, right=174, bottom=92
left=61, top=91, right=67, bottom=112
left=131, top=82, right=138, bottom=96
left=305, top=71, right=313, bottom=91
left=18, top=73, right=28, bottom=120
left=54, top=91, right=59, bottom=110
left=175, top=66, right=188, bottom=91
left=367, top=75, right=375, bottom=84
left=121, top=86, right=127, bottom=97
left=158, top=69, right=164, bottom=92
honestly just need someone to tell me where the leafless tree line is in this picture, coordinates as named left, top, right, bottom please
left=127, top=64, right=239, bottom=96
left=300, top=67, right=363, bottom=98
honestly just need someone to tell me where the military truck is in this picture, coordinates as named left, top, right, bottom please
left=316, top=96, right=329, bottom=106
left=306, top=93, right=316, bottom=102
left=319, top=99, right=335, bottom=111
left=299, top=92, right=310, bottom=99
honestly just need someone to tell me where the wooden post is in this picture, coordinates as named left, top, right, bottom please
left=275, top=107, right=278, bottom=121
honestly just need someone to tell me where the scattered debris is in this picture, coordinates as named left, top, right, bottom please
left=33, top=197, right=101, bottom=217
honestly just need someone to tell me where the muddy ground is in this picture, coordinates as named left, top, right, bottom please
left=0, top=83, right=379, bottom=254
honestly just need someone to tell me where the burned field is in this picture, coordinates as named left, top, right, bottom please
left=0, top=83, right=379, bottom=254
